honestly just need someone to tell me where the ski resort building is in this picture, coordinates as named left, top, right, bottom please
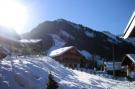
left=49, top=46, right=94, bottom=69
left=121, top=11, right=135, bottom=79
left=122, top=54, right=135, bottom=79
left=105, top=61, right=122, bottom=71
left=49, top=46, right=83, bottom=68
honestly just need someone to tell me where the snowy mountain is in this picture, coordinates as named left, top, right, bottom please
left=125, top=38, right=135, bottom=46
left=102, top=31, right=120, bottom=43
left=0, top=56, right=135, bottom=89
left=22, top=19, right=135, bottom=61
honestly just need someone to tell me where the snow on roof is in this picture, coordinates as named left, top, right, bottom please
left=123, top=11, right=135, bottom=39
left=49, top=46, right=74, bottom=57
left=127, top=54, right=135, bottom=63
left=20, top=39, right=42, bottom=43
left=79, top=50, right=92, bottom=60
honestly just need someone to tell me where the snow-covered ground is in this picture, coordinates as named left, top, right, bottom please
left=0, top=56, right=135, bottom=89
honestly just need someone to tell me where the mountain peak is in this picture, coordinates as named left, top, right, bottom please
left=22, top=19, right=135, bottom=60
left=54, top=18, right=68, bottom=22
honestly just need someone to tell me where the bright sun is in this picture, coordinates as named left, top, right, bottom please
left=0, top=0, right=28, bottom=34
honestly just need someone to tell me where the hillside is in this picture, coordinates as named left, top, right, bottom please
left=22, top=19, right=135, bottom=61
left=0, top=56, right=135, bottom=89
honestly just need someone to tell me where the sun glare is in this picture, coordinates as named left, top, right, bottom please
left=0, top=0, right=28, bottom=34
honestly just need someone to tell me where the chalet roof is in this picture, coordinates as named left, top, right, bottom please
left=121, top=54, right=135, bottom=66
left=20, top=39, right=42, bottom=43
left=127, top=54, right=135, bottom=63
left=123, top=11, right=135, bottom=39
left=49, top=46, right=74, bottom=57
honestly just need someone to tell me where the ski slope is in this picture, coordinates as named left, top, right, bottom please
left=0, top=56, right=135, bottom=89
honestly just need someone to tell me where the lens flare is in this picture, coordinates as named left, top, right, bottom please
left=0, top=0, right=28, bottom=34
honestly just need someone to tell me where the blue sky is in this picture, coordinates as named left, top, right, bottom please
left=20, top=0, right=135, bottom=35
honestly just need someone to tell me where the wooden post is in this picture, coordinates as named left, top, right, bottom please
left=112, top=45, right=115, bottom=79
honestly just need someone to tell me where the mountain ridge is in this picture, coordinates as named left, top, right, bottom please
left=22, top=19, right=135, bottom=61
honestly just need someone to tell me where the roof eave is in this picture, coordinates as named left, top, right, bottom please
left=123, top=11, right=135, bottom=39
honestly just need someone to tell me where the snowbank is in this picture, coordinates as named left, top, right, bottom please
left=0, top=56, right=135, bottom=89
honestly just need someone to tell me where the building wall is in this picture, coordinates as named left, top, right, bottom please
left=122, top=56, right=135, bottom=78
left=53, top=48, right=88, bottom=69
left=51, top=47, right=100, bottom=70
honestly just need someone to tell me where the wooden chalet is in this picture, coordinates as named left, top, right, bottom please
left=122, top=54, right=135, bottom=79
left=49, top=46, right=92, bottom=69
left=121, top=11, right=135, bottom=79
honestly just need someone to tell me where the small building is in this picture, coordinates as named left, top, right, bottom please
left=121, top=54, right=135, bottom=79
left=121, top=11, right=135, bottom=78
left=105, top=61, right=122, bottom=71
left=49, top=46, right=92, bottom=69
left=104, top=61, right=125, bottom=76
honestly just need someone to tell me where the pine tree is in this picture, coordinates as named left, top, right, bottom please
left=46, top=72, right=59, bottom=89
left=80, top=58, right=85, bottom=68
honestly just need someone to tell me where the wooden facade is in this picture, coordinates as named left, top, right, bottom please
left=52, top=46, right=83, bottom=68
left=50, top=46, right=93, bottom=69
left=122, top=54, right=135, bottom=79
left=121, top=11, right=135, bottom=79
